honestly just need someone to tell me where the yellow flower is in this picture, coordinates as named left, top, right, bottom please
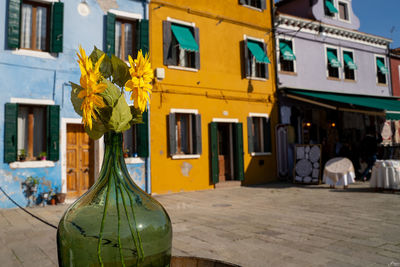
left=76, top=46, right=107, bottom=129
left=125, top=50, right=153, bottom=113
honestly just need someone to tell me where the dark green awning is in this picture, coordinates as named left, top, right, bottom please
left=285, top=88, right=400, bottom=119
left=327, top=50, right=341, bottom=68
left=343, top=53, right=357, bottom=70
left=171, top=24, right=199, bottom=52
left=279, top=41, right=296, bottom=61
left=376, top=58, right=389, bottom=74
left=325, top=0, right=338, bottom=13
left=247, top=40, right=271, bottom=64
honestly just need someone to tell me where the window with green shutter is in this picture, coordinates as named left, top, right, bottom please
left=7, top=0, right=63, bottom=52
left=163, top=21, right=200, bottom=69
left=4, top=103, right=60, bottom=163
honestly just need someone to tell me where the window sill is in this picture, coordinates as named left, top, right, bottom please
left=172, top=154, right=200, bottom=160
left=246, top=76, right=267, bottom=81
left=377, top=83, right=388, bottom=87
left=167, top=65, right=199, bottom=72
left=9, top=160, right=55, bottom=169
left=241, top=4, right=263, bottom=12
left=124, top=157, right=145, bottom=164
left=11, top=49, right=57, bottom=59
left=327, top=77, right=341, bottom=81
left=279, top=71, right=297, bottom=76
left=251, top=152, right=272, bottom=157
left=343, top=78, right=356, bottom=83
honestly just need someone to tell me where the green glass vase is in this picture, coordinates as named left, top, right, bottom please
left=57, top=132, right=172, bottom=267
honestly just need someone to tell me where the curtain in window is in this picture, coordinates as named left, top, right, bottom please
left=17, top=107, right=29, bottom=153
left=20, top=4, right=32, bottom=49
left=33, top=107, right=46, bottom=157
left=115, top=21, right=122, bottom=59
left=36, top=6, right=47, bottom=51
left=124, top=23, right=132, bottom=60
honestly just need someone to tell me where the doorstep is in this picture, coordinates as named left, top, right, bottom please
left=215, top=181, right=242, bottom=189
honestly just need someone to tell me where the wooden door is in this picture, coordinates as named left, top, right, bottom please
left=218, top=123, right=232, bottom=182
left=66, top=124, right=94, bottom=198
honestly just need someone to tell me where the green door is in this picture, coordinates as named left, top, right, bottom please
left=210, top=122, right=219, bottom=184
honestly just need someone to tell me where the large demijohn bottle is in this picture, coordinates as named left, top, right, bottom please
left=57, top=132, right=172, bottom=266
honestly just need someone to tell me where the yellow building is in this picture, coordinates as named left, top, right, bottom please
left=149, top=0, right=278, bottom=194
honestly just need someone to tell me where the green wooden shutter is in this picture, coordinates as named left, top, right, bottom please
left=194, top=27, right=200, bottom=70
left=194, top=114, right=202, bottom=154
left=7, top=0, right=21, bottom=49
left=50, top=2, right=64, bottom=53
left=106, top=12, right=116, bottom=57
left=247, top=117, right=254, bottom=154
left=233, top=123, right=244, bottom=181
left=137, top=111, right=149, bottom=157
left=210, top=122, right=219, bottom=184
left=4, top=103, right=18, bottom=163
left=262, top=42, right=269, bottom=79
left=264, top=118, right=272, bottom=153
left=242, top=40, right=250, bottom=78
left=47, top=105, right=60, bottom=161
left=168, top=113, right=176, bottom=156
left=138, top=19, right=149, bottom=55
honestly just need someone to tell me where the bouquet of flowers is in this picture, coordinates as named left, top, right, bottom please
left=70, top=46, right=153, bottom=138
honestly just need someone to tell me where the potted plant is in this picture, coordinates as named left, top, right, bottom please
left=39, top=151, right=47, bottom=160
left=19, top=149, right=26, bottom=161
left=123, top=148, right=130, bottom=158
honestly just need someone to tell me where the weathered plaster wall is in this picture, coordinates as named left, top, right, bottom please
left=0, top=0, right=148, bottom=208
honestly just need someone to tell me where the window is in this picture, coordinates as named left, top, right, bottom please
left=168, top=111, right=202, bottom=157
left=163, top=21, right=200, bottom=70
left=247, top=115, right=271, bottom=154
left=105, top=12, right=148, bottom=60
left=4, top=103, right=60, bottom=163
left=239, top=0, right=266, bottom=10
left=243, top=38, right=270, bottom=79
left=343, top=51, right=356, bottom=80
left=279, top=39, right=296, bottom=73
left=123, top=110, right=149, bottom=158
left=376, top=56, right=388, bottom=84
left=338, top=2, right=349, bottom=21
left=123, top=125, right=138, bottom=157
left=7, top=0, right=64, bottom=52
left=324, top=0, right=338, bottom=17
left=115, top=18, right=137, bottom=61
left=326, top=47, right=341, bottom=79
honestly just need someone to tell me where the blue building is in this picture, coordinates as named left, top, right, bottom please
left=0, top=0, right=150, bottom=208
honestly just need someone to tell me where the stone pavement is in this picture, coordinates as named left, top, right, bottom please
left=1, top=182, right=400, bottom=267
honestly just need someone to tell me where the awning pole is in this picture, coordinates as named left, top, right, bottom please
left=286, top=94, right=337, bottom=110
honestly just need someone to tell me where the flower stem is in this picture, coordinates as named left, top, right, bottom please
left=97, top=163, right=113, bottom=267
left=120, top=181, right=145, bottom=260
left=118, top=182, right=141, bottom=264
left=114, top=176, right=126, bottom=267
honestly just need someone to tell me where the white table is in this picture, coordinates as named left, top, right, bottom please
left=323, top=157, right=355, bottom=188
left=370, top=160, right=400, bottom=190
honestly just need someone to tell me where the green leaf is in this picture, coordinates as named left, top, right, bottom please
left=70, top=82, right=83, bottom=116
left=111, top=55, right=131, bottom=88
left=106, top=95, right=133, bottom=132
left=89, top=46, right=112, bottom=79
left=100, top=78, right=121, bottom=107
left=84, top=120, right=107, bottom=140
